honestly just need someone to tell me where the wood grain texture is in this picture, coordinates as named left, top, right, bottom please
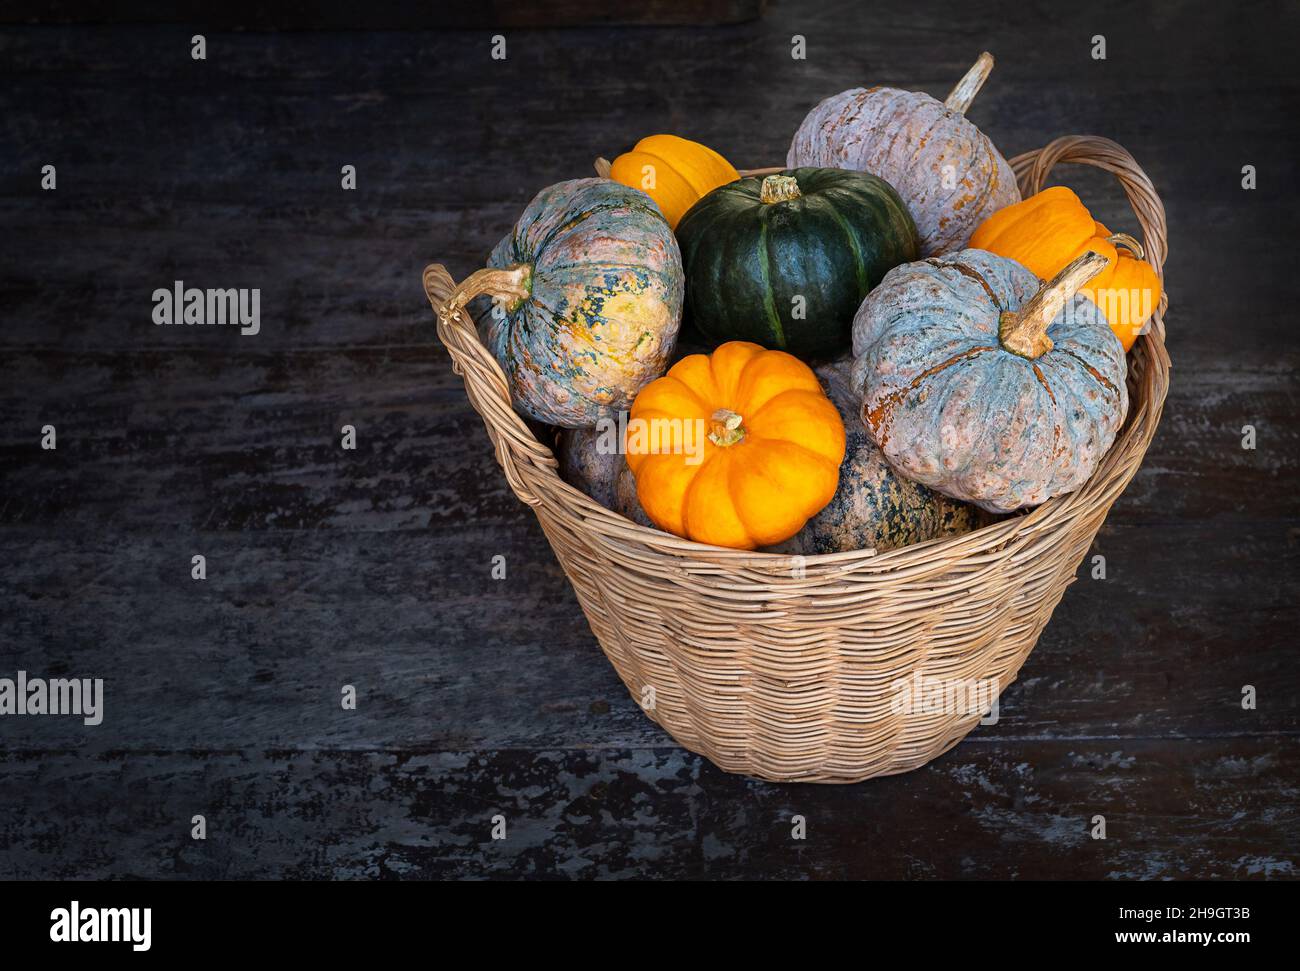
left=0, top=0, right=1297, bottom=875
left=2, top=741, right=1295, bottom=880
left=5, top=1, right=770, bottom=30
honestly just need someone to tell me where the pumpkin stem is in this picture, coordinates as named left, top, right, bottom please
left=1107, top=232, right=1145, bottom=261
left=441, top=263, right=533, bottom=318
left=998, top=251, right=1110, bottom=359
left=709, top=408, right=746, bottom=446
left=759, top=174, right=802, bottom=204
left=944, top=51, right=995, bottom=115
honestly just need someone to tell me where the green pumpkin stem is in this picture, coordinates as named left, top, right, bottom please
left=944, top=51, right=995, bottom=115
left=759, top=174, right=802, bottom=204
left=709, top=408, right=746, bottom=446
left=999, top=251, right=1110, bottom=360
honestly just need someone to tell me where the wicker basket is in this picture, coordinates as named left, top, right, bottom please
left=423, top=135, right=1170, bottom=783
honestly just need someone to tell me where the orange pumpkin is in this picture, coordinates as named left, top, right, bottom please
left=625, top=341, right=845, bottom=549
left=609, top=135, right=740, bottom=230
left=1086, top=236, right=1161, bottom=351
left=969, top=185, right=1162, bottom=350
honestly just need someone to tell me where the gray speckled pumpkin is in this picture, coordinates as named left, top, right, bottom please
left=557, top=425, right=653, bottom=526
left=471, top=179, right=683, bottom=427
left=786, top=53, right=1020, bottom=257
left=851, top=249, right=1128, bottom=513
left=767, top=359, right=989, bottom=555
left=612, top=463, right=651, bottom=528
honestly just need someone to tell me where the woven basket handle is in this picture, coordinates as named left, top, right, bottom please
left=1009, top=135, right=1168, bottom=335
left=422, top=263, right=556, bottom=506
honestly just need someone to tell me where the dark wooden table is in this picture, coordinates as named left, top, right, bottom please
left=1, top=1, right=1297, bottom=880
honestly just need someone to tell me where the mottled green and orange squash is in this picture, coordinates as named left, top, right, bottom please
left=851, top=249, right=1128, bottom=513
left=770, top=360, right=989, bottom=555
left=469, top=178, right=683, bottom=427
left=787, top=52, right=1020, bottom=256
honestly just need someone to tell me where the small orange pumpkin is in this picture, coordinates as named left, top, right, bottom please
left=625, top=341, right=845, bottom=549
left=969, top=185, right=1162, bottom=350
left=609, top=135, right=740, bottom=230
left=1088, top=237, right=1161, bottom=351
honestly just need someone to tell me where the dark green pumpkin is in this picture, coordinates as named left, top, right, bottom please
left=675, top=166, right=918, bottom=358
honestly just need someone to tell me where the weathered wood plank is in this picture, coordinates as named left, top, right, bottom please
left=7, top=1, right=770, bottom=29
left=0, top=0, right=1296, bottom=880
left=2, top=740, right=1295, bottom=879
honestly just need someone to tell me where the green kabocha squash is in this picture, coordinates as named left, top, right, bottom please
left=675, top=167, right=918, bottom=359
left=851, top=250, right=1128, bottom=513
left=467, top=178, right=683, bottom=427
left=767, top=360, right=989, bottom=555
